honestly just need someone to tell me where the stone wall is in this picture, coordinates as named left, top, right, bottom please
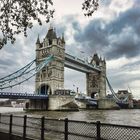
left=75, top=100, right=87, bottom=109
left=86, top=54, right=106, bottom=99
left=86, top=71, right=100, bottom=97
left=48, top=95, right=78, bottom=110
left=26, top=99, right=48, bottom=110
left=98, top=98, right=119, bottom=109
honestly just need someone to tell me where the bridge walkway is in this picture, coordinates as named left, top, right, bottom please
left=0, top=92, right=48, bottom=99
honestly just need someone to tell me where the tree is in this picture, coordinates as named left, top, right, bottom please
left=0, top=0, right=99, bottom=49
left=82, top=0, right=99, bottom=16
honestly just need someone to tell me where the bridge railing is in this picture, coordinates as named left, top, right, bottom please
left=0, top=114, right=139, bottom=140
left=0, top=92, right=48, bottom=99
left=65, top=53, right=101, bottom=72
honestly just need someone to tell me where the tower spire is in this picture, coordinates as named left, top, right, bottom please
left=62, top=33, right=65, bottom=43
left=36, top=34, right=40, bottom=44
left=49, top=23, right=53, bottom=30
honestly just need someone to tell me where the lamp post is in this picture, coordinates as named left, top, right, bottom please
left=76, top=87, right=79, bottom=93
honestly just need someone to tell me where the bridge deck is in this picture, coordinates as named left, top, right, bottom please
left=65, top=53, right=101, bottom=73
left=0, top=92, right=48, bottom=99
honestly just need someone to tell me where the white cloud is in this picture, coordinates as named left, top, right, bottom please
left=109, top=0, right=133, bottom=15
left=129, top=80, right=140, bottom=99
left=64, top=68, right=86, bottom=93
left=107, top=57, right=128, bottom=70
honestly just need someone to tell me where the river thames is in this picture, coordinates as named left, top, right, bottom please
left=0, top=107, right=140, bottom=126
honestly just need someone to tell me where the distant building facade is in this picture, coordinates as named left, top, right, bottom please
left=117, top=90, right=133, bottom=108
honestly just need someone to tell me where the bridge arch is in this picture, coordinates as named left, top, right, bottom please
left=39, top=84, right=52, bottom=95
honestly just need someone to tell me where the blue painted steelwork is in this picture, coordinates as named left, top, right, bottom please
left=106, top=77, right=129, bottom=103
left=0, top=92, right=48, bottom=99
left=0, top=55, right=54, bottom=90
left=0, top=59, right=35, bottom=83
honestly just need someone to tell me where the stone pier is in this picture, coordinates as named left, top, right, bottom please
left=48, top=95, right=78, bottom=111
left=25, top=99, right=48, bottom=110
left=26, top=95, right=78, bottom=111
left=98, top=98, right=119, bottom=109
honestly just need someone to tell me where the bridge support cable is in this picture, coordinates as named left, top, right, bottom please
left=106, top=77, right=129, bottom=103
left=0, top=59, right=35, bottom=83
left=0, top=55, right=54, bottom=90
left=106, top=77, right=121, bottom=102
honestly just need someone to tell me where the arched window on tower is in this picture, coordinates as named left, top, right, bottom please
left=58, top=40, right=61, bottom=45
left=49, top=39, right=52, bottom=45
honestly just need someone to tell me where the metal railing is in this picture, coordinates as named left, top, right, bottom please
left=0, top=113, right=139, bottom=140
left=0, top=92, right=48, bottom=99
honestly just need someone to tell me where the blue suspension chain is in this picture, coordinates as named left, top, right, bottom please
left=0, top=55, right=54, bottom=90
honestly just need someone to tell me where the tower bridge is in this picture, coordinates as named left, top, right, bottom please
left=0, top=26, right=112, bottom=110
left=35, top=26, right=106, bottom=99
left=34, top=26, right=107, bottom=110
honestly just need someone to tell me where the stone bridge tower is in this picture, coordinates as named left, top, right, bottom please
left=35, top=27, right=65, bottom=95
left=86, top=54, right=106, bottom=99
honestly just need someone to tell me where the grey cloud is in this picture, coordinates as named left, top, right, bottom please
left=105, top=32, right=140, bottom=59
left=0, top=59, right=17, bottom=67
left=72, top=21, right=81, bottom=32
left=73, top=7, right=140, bottom=60
left=108, top=70, right=140, bottom=89
left=106, top=8, right=140, bottom=35
left=105, top=8, right=140, bottom=59
left=74, top=19, right=109, bottom=56
left=121, top=60, right=140, bottom=70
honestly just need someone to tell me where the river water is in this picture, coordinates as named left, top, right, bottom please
left=0, top=107, right=140, bottom=126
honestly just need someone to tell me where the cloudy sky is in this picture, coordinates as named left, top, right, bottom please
left=0, top=0, right=140, bottom=99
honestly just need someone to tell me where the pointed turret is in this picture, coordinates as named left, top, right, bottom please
left=45, top=26, right=57, bottom=45
left=61, top=33, right=65, bottom=44
left=103, top=58, right=106, bottom=64
left=36, top=35, right=40, bottom=44
left=46, top=27, right=57, bottom=40
left=90, top=53, right=100, bottom=65
left=36, top=35, right=41, bottom=50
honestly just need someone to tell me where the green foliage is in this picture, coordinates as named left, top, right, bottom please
left=0, top=0, right=99, bottom=49
left=0, top=0, right=54, bottom=49
left=82, top=0, right=99, bottom=16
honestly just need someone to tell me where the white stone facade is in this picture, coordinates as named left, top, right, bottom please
left=86, top=54, right=106, bottom=99
left=35, top=27, right=65, bottom=95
